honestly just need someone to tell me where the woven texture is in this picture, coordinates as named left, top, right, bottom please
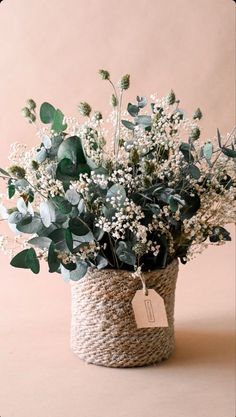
left=71, top=259, right=178, bottom=368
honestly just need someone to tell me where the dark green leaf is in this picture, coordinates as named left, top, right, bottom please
left=10, top=248, right=39, bottom=274
left=40, top=102, right=55, bottom=124
left=57, top=136, right=86, bottom=164
left=51, top=109, right=67, bottom=133
left=221, top=147, right=236, bottom=158
left=127, top=103, right=139, bottom=117
left=8, top=184, right=15, bottom=199
left=26, top=248, right=40, bottom=274
left=52, top=195, right=72, bottom=214
left=69, top=217, right=90, bottom=236
left=48, top=242, right=60, bottom=273
left=121, top=120, right=136, bottom=130
left=116, top=241, right=136, bottom=266
left=168, top=196, right=178, bottom=212
left=65, top=228, right=73, bottom=252
left=187, top=164, right=201, bottom=180
left=180, top=192, right=200, bottom=220
left=209, top=226, right=231, bottom=243
left=179, top=143, right=194, bottom=163
left=48, top=229, right=68, bottom=251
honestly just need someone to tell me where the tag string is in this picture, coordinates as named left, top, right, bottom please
left=131, top=267, right=149, bottom=296
left=140, top=274, right=148, bottom=296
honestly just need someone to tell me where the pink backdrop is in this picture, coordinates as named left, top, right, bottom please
left=0, top=1, right=235, bottom=416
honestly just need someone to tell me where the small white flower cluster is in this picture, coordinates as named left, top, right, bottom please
left=56, top=251, right=77, bottom=264
left=37, top=171, right=64, bottom=197
left=77, top=241, right=105, bottom=261
left=109, top=167, right=140, bottom=192
left=71, top=174, right=90, bottom=195
left=90, top=172, right=108, bottom=189
left=146, top=240, right=160, bottom=257
left=96, top=199, right=146, bottom=241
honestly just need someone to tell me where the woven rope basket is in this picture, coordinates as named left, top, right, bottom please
left=71, top=258, right=178, bottom=367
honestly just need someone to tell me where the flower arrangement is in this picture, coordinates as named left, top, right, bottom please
left=0, top=71, right=235, bottom=281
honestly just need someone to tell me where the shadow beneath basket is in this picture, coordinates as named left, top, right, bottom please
left=164, top=323, right=235, bottom=368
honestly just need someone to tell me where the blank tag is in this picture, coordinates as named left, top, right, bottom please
left=132, top=289, right=168, bottom=329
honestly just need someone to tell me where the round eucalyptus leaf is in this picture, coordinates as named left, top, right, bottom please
left=70, top=261, right=88, bottom=281
left=65, top=188, right=80, bottom=205
left=40, top=102, right=55, bottom=124
left=40, top=201, right=56, bottom=228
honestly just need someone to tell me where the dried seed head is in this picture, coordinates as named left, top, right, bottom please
left=93, top=111, right=103, bottom=121
left=8, top=165, right=26, bottom=179
left=98, top=69, right=110, bottom=80
left=26, top=99, right=36, bottom=110
left=167, top=89, right=176, bottom=105
left=31, top=160, right=39, bottom=171
left=21, top=107, right=31, bottom=118
left=193, top=108, right=203, bottom=120
left=111, top=94, right=118, bottom=107
left=119, top=74, right=130, bottom=90
left=78, top=102, right=92, bottom=117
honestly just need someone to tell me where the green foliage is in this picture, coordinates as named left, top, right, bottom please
left=121, top=120, right=135, bottom=130
left=203, top=143, right=213, bottom=160
left=48, top=242, right=60, bottom=272
left=40, top=102, right=55, bottom=123
left=57, top=136, right=87, bottom=164
left=70, top=261, right=88, bottom=280
left=116, top=241, right=136, bottom=266
left=69, top=217, right=90, bottom=236
left=40, top=102, right=67, bottom=132
left=1, top=75, right=234, bottom=281
left=10, top=248, right=40, bottom=274
left=8, top=184, right=15, bottom=199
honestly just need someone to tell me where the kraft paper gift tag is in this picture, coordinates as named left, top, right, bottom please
left=132, top=289, right=168, bottom=329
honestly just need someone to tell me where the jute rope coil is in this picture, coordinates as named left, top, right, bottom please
left=71, top=258, right=178, bottom=368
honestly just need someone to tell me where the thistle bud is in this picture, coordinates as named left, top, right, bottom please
left=189, top=127, right=201, bottom=141
left=193, top=108, right=203, bottom=120
left=78, top=102, right=92, bottom=117
left=8, top=165, right=26, bottom=179
left=26, top=99, right=36, bottom=110
left=31, top=160, right=39, bottom=171
left=93, top=111, right=103, bottom=121
left=7, top=207, right=17, bottom=215
left=119, top=74, right=130, bottom=90
left=167, top=90, right=176, bottom=105
left=21, top=107, right=31, bottom=118
left=130, top=148, right=139, bottom=165
left=111, top=94, right=118, bottom=107
left=98, top=69, right=110, bottom=80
